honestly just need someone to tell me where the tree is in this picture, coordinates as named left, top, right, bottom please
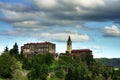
left=10, top=42, right=19, bottom=59
left=65, top=68, right=74, bottom=80
left=32, top=53, right=53, bottom=66
left=112, top=69, right=120, bottom=80
left=27, top=53, right=53, bottom=80
left=55, top=68, right=65, bottom=79
left=58, top=56, right=73, bottom=70
left=45, top=53, right=54, bottom=66
left=0, top=53, right=18, bottom=78
left=93, top=74, right=106, bottom=80
left=28, top=64, right=48, bottom=80
left=92, top=61, right=110, bottom=80
left=13, top=42, right=19, bottom=55
left=22, top=58, right=32, bottom=70
left=76, top=62, right=92, bottom=80
left=4, top=46, right=9, bottom=52
left=65, top=62, right=92, bottom=80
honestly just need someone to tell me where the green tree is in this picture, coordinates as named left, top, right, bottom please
left=0, top=53, right=18, bottom=79
left=28, top=64, right=48, bottom=80
left=22, top=58, right=32, bottom=70
left=92, top=61, right=110, bottom=80
left=65, top=68, right=74, bottom=80
left=13, top=42, right=19, bottom=54
left=58, top=56, right=73, bottom=70
left=27, top=53, right=53, bottom=80
left=76, top=62, right=92, bottom=80
left=55, top=68, right=65, bottom=79
left=112, top=69, right=120, bottom=80
left=10, top=42, right=19, bottom=58
left=4, top=46, right=9, bottom=52
left=94, top=74, right=106, bottom=80
left=32, top=53, right=53, bottom=66
left=19, top=50, right=24, bottom=60
left=45, top=53, right=54, bottom=66
left=65, top=62, right=92, bottom=80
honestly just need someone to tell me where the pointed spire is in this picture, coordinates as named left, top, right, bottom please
left=68, top=35, right=71, bottom=42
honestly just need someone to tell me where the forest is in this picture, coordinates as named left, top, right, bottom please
left=0, top=43, right=120, bottom=80
left=95, top=58, right=120, bottom=68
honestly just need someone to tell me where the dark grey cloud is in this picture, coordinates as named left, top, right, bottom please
left=0, top=0, right=120, bottom=41
left=1, top=0, right=120, bottom=27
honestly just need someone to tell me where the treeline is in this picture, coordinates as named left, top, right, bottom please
left=95, top=58, right=120, bottom=68
left=0, top=43, right=120, bottom=80
left=0, top=43, right=23, bottom=79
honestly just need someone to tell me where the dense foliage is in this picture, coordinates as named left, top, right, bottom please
left=0, top=44, right=120, bottom=80
left=0, top=53, right=18, bottom=78
left=23, top=53, right=54, bottom=80
left=113, top=68, right=120, bottom=80
left=9, top=42, right=19, bottom=59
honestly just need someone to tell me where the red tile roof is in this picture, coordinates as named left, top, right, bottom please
left=71, top=49, right=92, bottom=57
left=71, top=49, right=92, bottom=53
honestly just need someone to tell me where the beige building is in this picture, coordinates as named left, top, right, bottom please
left=21, top=42, right=56, bottom=57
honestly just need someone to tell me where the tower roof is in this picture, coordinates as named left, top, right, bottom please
left=68, top=36, right=71, bottom=42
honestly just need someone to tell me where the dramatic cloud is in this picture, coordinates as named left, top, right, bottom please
left=0, top=29, right=89, bottom=42
left=40, top=32, right=89, bottom=42
left=103, top=25, right=120, bottom=37
left=0, top=0, right=120, bottom=41
left=34, top=0, right=57, bottom=8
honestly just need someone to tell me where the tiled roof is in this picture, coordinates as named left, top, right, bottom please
left=24, top=42, right=55, bottom=45
left=71, top=49, right=92, bottom=53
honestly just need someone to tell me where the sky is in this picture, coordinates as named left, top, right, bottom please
left=0, top=0, right=120, bottom=58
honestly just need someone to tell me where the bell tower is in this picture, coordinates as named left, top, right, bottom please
left=67, top=35, right=72, bottom=54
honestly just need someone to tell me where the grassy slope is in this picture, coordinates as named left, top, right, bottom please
left=0, top=78, right=3, bottom=80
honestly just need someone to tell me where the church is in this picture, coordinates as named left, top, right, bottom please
left=60, top=36, right=93, bottom=60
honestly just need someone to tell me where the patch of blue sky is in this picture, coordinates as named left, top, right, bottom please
left=1, top=0, right=26, bottom=3
left=85, top=21, right=115, bottom=28
left=0, top=22, right=13, bottom=30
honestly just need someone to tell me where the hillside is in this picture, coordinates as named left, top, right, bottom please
left=95, top=58, right=120, bottom=68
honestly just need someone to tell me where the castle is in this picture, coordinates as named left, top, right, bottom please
left=21, top=42, right=56, bottom=57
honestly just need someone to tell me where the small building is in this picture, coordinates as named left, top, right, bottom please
left=71, top=49, right=92, bottom=57
left=21, top=42, right=56, bottom=57
left=71, top=49, right=93, bottom=60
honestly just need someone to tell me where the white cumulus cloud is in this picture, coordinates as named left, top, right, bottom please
left=34, top=0, right=57, bottom=8
left=40, top=32, right=89, bottom=42
left=104, top=25, right=120, bottom=37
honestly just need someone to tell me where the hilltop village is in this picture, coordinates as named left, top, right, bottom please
left=0, top=36, right=119, bottom=80
left=21, top=36, right=93, bottom=60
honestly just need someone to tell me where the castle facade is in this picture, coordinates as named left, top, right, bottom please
left=21, top=42, right=56, bottom=57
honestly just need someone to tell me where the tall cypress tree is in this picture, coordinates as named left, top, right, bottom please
left=13, top=42, right=19, bottom=54
left=11, top=42, right=19, bottom=58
